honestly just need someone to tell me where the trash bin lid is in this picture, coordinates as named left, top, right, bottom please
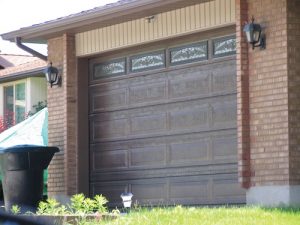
left=0, top=145, right=59, bottom=154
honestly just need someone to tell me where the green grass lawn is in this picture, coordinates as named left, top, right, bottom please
left=95, top=206, right=300, bottom=225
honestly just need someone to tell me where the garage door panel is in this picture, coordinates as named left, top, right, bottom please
left=90, top=88, right=127, bottom=112
left=169, top=179, right=209, bottom=202
left=213, top=179, right=246, bottom=202
left=168, top=72, right=210, bottom=99
left=90, top=182, right=127, bottom=204
left=131, top=181, right=167, bottom=205
left=130, top=112, right=167, bottom=135
left=130, top=145, right=167, bottom=167
left=91, top=118, right=128, bottom=140
left=169, top=176, right=244, bottom=205
left=212, top=100, right=237, bottom=128
left=129, top=80, right=167, bottom=104
left=90, top=130, right=237, bottom=173
left=90, top=95, right=236, bottom=143
left=169, top=139, right=209, bottom=164
left=212, top=70, right=236, bottom=94
left=90, top=129, right=236, bottom=151
left=89, top=61, right=236, bottom=114
left=212, top=135, right=237, bottom=161
left=91, top=173, right=245, bottom=207
left=90, top=162, right=238, bottom=182
left=169, top=105, right=210, bottom=130
left=91, top=150, right=128, bottom=170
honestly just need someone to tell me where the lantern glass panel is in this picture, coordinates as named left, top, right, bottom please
left=51, top=72, right=58, bottom=83
left=45, top=72, right=50, bottom=82
left=246, top=31, right=252, bottom=43
left=253, top=30, right=260, bottom=43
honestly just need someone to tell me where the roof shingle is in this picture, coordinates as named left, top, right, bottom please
left=0, top=58, right=46, bottom=78
left=0, top=54, right=38, bottom=68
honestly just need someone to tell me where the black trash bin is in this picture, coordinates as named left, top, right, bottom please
left=0, top=145, right=59, bottom=212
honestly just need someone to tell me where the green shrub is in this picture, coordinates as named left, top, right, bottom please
left=36, top=198, right=67, bottom=215
left=10, top=205, right=21, bottom=215
left=37, top=193, right=109, bottom=215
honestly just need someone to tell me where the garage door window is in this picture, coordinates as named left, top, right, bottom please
left=130, top=50, right=165, bottom=72
left=213, top=36, right=236, bottom=57
left=93, top=58, right=126, bottom=79
left=170, top=41, right=208, bottom=65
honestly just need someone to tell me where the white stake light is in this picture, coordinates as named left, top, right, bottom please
left=120, top=192, right=133, bottom=208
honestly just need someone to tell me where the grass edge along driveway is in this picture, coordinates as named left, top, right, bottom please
left=100, top=206, right=300, bottom=225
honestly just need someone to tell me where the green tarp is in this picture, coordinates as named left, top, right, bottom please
left=0, top=107, right=48, bottom=147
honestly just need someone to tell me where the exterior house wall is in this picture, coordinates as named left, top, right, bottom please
left=75, top=0, right=236, bottom=56
left=45, top=0, right=300, bottom=206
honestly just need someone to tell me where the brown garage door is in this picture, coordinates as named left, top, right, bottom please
left=89, top=34, right=245, bottom=206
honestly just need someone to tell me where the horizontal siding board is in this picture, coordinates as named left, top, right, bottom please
left=75, top=0, right=236, bottom=56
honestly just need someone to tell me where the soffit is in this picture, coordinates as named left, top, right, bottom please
left=1, top=0, right=206, bottom=44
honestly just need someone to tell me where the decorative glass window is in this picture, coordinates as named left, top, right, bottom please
left=130, top=51, right=165, bottom=72
left=170, top=42, right=208, bottom=65
left=213, top=36, right=236, bottom=57
left=93, top=58, right=126, bottom=79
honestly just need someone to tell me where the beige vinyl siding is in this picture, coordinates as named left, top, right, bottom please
left=75, top=0, right=236, bottom=56
left=28, top=77, right=47, bottom=113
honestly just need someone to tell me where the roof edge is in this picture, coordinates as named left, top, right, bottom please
left=0, top=67, right=46, bottom=83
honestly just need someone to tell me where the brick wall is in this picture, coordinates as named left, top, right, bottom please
left=47, top=34, right=78, bottom=198
left=287, top=0, right=300, bottom=185
left=238, top=0, right=290, bottom=187
left=47, top=36, right=66, bottom=196
left=62, top=34, right=78, bottom=195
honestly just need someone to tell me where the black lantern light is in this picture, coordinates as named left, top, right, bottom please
left=44, top=62, right=61, bottom=88
left=243, top=16, right=265, bottom=50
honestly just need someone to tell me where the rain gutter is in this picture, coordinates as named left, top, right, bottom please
left=15, top=37, right=47, bottom=61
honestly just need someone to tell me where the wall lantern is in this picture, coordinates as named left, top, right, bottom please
left=120, top=192, right=133, bottom=210
left=243, top=16, right=266, bottom=50
left=44, top=62, right=61, bottom=88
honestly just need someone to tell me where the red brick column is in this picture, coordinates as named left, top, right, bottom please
left=236, top=0, right=251, bottom=189
left=47, top=37, right=66, bottom=197
left=247, top=0, right=289, bottom=188
left=47, top=34, right=78, bottom=200
left=62, top=34, right=78, bottom=196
